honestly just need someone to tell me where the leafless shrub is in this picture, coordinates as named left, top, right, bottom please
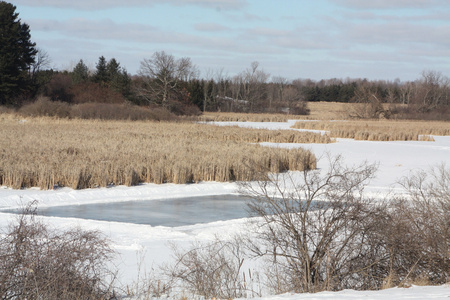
left=0, top=203, right=116, bottom=299
left=124, top=251, right=173, bottom=300
left=349, top=84, right=386, bottom=119
left=0, top=106, right=14, bottom=115
left=164, top=237, right=259, bottom=299
left=70, top=82, right=125, bottom=104
left=381, top=165, right=449, bottom=286
left=240, top=156, right=449, bottom=293
left=70, top=102, right=176, bottom=121
left=45, top=73, right=73, bottom=103
left=239, top=156, right=380, bottom=293
left=19, top=96, right=71, bottom=118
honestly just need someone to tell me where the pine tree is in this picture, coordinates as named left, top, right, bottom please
left=107, top=58, right=131, bottom=97
left=93, top=56, right=108, bottom=84
left=0, top=1, right=37, bottom=105
left=72, top=59, right=89, bottom=84
left=106, top=58, right=120, bottom=78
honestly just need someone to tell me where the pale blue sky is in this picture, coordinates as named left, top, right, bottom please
left=12, top=0, right=450, bottom=81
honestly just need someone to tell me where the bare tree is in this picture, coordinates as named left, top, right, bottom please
left=29, top=48, right=51, bottom=81
left=282, top=86, right=309, bottom=115
left=240, top=61, right=270, bottom=112
left=350, top=83, right=385, bottom=118
left=272, top=76, right=289, bottom=110
left=239, top=156, right=381, bottom=293
left=411, top=70, right=449, bottom=112
left=137, top=51, right=198, bottom=107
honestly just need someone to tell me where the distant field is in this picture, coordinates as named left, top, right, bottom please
left=292, top=119, right=450, bottom=141
left=199, top=102, right=351, bottom=122
left=0, top=115, right=324, bottom=190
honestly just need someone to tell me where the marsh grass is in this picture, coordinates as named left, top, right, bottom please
left=199, top=102, right=351, bottom=122
left=0, top=117, right=322, bottom=189
left=291, top=119, right=450, bottom=141
left=198, top=112, right=294, bottom=122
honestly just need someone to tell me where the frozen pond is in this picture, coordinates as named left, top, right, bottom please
left=6, top=194, right=253, bottom=227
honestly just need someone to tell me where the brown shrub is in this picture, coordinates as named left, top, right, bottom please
left=70, top=102, right=177, bottom=121
left=70, top=82, right=125, bottom=104
left=0, top=204, right=116, bottom=299
left=17, top=98, right=178, bottom=121
left=19, top=97, right=71, bottom=118
left=45, top=73, right=73, bottom=103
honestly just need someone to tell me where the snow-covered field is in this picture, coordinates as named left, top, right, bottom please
left=1, top=120, right=449, bottom=299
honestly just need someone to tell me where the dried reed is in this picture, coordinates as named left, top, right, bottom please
left=291, top=120, right=450, bottom=141
left=0, top=116, right=318, bottom=189
left=198, top=112, right=292, bottom=122
left=199, top=102, right=354, bottom=122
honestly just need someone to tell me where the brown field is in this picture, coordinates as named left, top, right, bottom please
left=291, top=119, right=450, bottom=141
left=0, top=115, right=325, bottom=190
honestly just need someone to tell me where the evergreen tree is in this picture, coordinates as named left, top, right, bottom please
left=93, top=56, right=108, bottom=84
left=187, top=79, right=204, bottom=110
left=0, top=1, right=37, bottom=105
left=106, top=58, right=131, bottom=97
left=106, top=58, right=120, bottom=78
left=72, top=59, right=89, bottom=84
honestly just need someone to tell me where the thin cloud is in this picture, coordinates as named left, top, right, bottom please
left=194, top=23, right=230, bottom=32
left=14, top=0, right=247, bottom=10
left=331, top=0, right=449, bottom=10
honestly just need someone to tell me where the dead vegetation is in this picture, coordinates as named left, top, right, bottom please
left=237, top=158, right=449, bottom=293
left=198, top=112, right=295, bottom=122
left=0, top=203, right=116, bottom=299
left=0, top=116, right=324, bottom=190
left=291, top=119, right=450, bottom=141
left=199, top=102, right=351, bottom=122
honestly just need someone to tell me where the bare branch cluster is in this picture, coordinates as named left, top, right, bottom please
left=0, top=204, right=116, bottom=299
left=239, top=156, right=449, bottom=293
left=137, top=51, right=198, bottom=107
left=163, top=238, right=260, bottom=300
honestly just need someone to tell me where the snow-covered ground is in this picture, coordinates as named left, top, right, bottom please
left=1, top=120, right=449, bottom=299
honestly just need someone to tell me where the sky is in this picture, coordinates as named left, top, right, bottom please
left=10, top=0, right=450, bottom=81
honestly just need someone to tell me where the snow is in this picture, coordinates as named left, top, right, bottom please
left=1, top=120, right=449, bottom=299
left=248, top=285, right=449, bottom=300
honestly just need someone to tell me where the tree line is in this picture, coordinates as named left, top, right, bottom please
left=1, top=1, right=449, bottom=118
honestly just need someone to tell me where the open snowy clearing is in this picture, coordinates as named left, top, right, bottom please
left=1, top=120, right=449, bottom=299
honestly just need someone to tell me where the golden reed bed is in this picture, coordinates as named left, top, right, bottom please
left=199, top=102, right=350, bottom=122
left=291, top=120, right=450, bottom=141
left=0, top=116, right=326, bottom=189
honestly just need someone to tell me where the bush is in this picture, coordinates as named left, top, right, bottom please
left=0, top=204, right=116, bottom=299
left=70, top=82, right=125, bottom=104
left=19, top=96, right=71, bottom=118
left=164, top=238, right=258, bottom=299
left=18, top=98, right=178, bottom=121
left=45, top=73, right=73, bottom=103
left=240, top=156, right=380, bottom=293
left=70, top=102, right=177, bottom=121
left=239, top=157, right=449, bottom=293
left=377, top=164, right=449, bottom=286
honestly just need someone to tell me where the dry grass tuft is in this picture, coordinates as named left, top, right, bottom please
left=291, top=119, right=450, bottom=141
left=0, top=117, right=319, bottom=189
